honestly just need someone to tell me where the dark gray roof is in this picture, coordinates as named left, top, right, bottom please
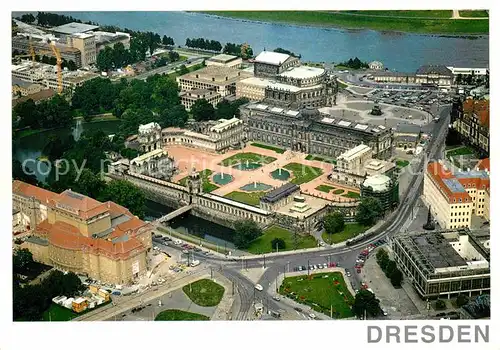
left=25, top=236, right=49, bottom=246
left=395, top=123, right=422, bottom=135
left=416, top=65, right=452, bottom=76
left=411, top=232, right=467, bottom=269
left=261, top=183, right=300, bottom=203
left=395, top=135, right=418, bottom=142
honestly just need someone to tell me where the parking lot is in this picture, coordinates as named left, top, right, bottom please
left=367, top=89, right=453, bottom=115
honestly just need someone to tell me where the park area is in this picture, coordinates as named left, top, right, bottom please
left=279, top=272, right=354, bottom=318
left=315, top=184, right=360, bottom=199
left=246, top=225, right=317, bottom=254
left=322, top=223, right=367, bottom=244
left=182, top=279, right=225, bottom=307
left=155, top=309, right=209, bottom=321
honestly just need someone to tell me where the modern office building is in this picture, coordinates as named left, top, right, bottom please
left=179, top=88, right=222, bottom=111
left=423, top=161, right=490, bottom=230
left=392, top=229, right=490, bottom=299
left=206, top=54, right=242, bottom=69
left=12, top=180, right=153, bottom=284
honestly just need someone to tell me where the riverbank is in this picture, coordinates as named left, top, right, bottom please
left=200, top=11, right=489, bottom=35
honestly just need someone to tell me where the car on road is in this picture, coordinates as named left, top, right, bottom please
left=255, top=284, right=263, bottom=291
left=323, top=263, right=328, bottom=268
left=294, top=307, right=303, bottom=312
left=346, top=271, right=352, bottom=277
left=194, top=247, right=202, bottom=252
left=272, top=296, right=281, bottom=301
left=382, top=309, right=388, bottom=316
left=182, top=249, right=189, bottom=254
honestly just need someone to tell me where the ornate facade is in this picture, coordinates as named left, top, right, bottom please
left=130, top=149, right=177, bottom=181
left=240, top=103, right=393, bottom=160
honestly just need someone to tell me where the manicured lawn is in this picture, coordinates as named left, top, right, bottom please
left=219, top=152, right=277, bottom=166
left=224, top=190, right=267, bottom=206
left=183, top=279, right=225, bottom=307
left=284, top=162, right=323, bottom=185
left=42, top=303, right=79, bottom=321
left=342, top=191, right=360, bottom=199
left=459, top=10, right=489, bottom=18
left=251, top=142, right=286, bottom=154
left=322, top=223, right=367, bottom=244
left=155, top=309, right=210, bottom=321
left=333, top=189, right=344, bottom=195
left=305, top=154, right=336, bottom=164
left=178, top=169, right=219, bottom=193
left=316, top=184, right=335, bottom=193
left=446, top=146, right=476, bottom=158
left=202, top=11, right=488, bottom=34
left=396, top=160, right=410, bottom=168
left=279, top=272, right=354, bottom=318
left=246, top=226, right=317, bottom=254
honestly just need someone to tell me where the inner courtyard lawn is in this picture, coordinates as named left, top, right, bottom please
left=224, top=190, right=267, bottom=206
left=321, top=223, right=367, bottom=244
left=342, top=191, right=360, bottom=199
left=182, top=279, right=225, bottom=307
left=284, top=162, right=323, bottom=185
left=279, top=272, right=354, bottom=318
left=250, top=142, right=286, bottom=154
left=219, top=152, right=277, bottom=166
left=246, top=225, right=317, bottom=254
left=316, top=184, right=336, bottom=193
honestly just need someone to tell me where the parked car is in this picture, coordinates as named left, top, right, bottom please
left=323, top=263, right=328, bottom=268
left=255, top=284, right=263, bottom=291
left=272, top=296, right=281, bottom=301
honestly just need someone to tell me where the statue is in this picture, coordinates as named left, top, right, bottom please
left=423, top=206, right=435, bottom=230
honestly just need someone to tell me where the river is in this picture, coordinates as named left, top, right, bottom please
left=14, top=11, right=489, bottom=71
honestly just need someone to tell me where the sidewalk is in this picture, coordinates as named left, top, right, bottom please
left=211, top=271, right=237, bottom=321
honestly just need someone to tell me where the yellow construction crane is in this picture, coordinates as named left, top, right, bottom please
left=47, top=40, right=63, bottom=94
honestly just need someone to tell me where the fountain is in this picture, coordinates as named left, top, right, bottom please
left=213, top=173, right=233, bottom=185
left=72, top=119, right=83, bottom=141
left=270, top=168, right=290, bottom=181
left=246, top=159, right=249, bottom=167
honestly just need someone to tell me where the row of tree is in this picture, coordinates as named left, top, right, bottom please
left=13, top=94, right=72, bottom=130
left=190, top=97, right=249, bottom=122
left=185, top=37, right=223, bottom=52
left=12, top=50, right=78, bottom=71
left=222, top=42, right=254, bottom=59
left=274, top=47, right=301, bottom=58
left=35, top=12, right=98, bottom=27
left=336, top=57, right=369, bottom=70
left=13, top=249, right=86, bottom=321
left=375, top=248, right=403, bottom=287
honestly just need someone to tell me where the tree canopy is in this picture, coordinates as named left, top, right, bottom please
left=233, top=220, right=263, bottom=249
left=274, top=47, right=300, bottom=58
left=185, top=37, right=222, bottom=52
left=352, top=289, right=381, bottom=318
left=13, top=94, right=72, bottom=130
left=191, top=98, right=216, bottom=121
left=271, top=238, right=286, bottom=251
left=336, top=57, right=369, bottom=70
left=355, top=197, right=383, bottom=226
left=98, top=179, right=146, bottom=219
left=324, top=211, right=345, bottom=235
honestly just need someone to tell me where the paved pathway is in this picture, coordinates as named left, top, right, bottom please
left=451, top=9, right=489, bottom=19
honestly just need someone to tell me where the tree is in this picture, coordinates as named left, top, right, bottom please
left=435, top=299, right=446, bottom=310
left=456, top=294, right=469, bottom=307
left=389, top=268, right=403, bottom=287
left=13, top=249, right=34, bottom=273
left=355, top=197, right=383, bottom=226
left=162, top=35, right=174, bottom=46
left=72, top=169, right=106, bottom=199
left=99, top=179, right=146, bottom=219
left=20, top=13, right=36, bottom=23
left=191, top=98, right=216, bottom=121
left=324, top=211, right=345, bottom=235
left=352, top=289, right=381, bottom=318
left=42, top=134, right=75, bottom=161
left=271, top=238, right=286, bottom=251
left=159, top=104, right=188, bottom=128
left=168, top=50, right=180, bottom=62
left=97, top=46, right=114, bottom=71
left=384, top=260, right=397, bottom=278
left=376, top=248, right=390, bottom=270
left=233, top=220, right=262, bottom=249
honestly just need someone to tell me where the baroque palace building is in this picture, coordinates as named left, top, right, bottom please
left=12, top=180, right=152, bottom=284
left=240, top=103, right=393, bottom=160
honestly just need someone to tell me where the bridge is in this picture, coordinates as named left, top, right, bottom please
left=155, top=204, right=194, bottom=223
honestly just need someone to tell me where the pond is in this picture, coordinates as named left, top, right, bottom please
left=270, top=168, right=291, bottom=181
left=212, top=173, right=234, bottom=185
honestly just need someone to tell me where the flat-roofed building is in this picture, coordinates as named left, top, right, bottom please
left=176, top=66, right=252, bottom=97
left=12, top=180, right=152, bottom=284
left=423, top=161, right=490, bottom=230
left=330, top=144, right=396, bottom=188
left=392, top=229, right=490, bottom=299
left=12, top=78, right=43, bottom=97
left=180, top=88, right=222, bottom=111
left=206, top=54, right=242, bottom=69
left=66, top=32, right=96, bottom=67
left=12, top=36, right=82, bottom=67
left=50, top=22, right=99, bottom=40
left=260, top=183, right=300, bottom=212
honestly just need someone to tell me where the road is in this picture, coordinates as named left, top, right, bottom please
left=80, top=105, right=450, bottom=321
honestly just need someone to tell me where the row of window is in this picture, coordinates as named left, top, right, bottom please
left=198, top=199, right=266, bottom=223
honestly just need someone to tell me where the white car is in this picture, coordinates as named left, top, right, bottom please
left=272, top=296, right=281, bottom=301
left=346, top=272, right=352, bottom=277
left=255, top=284, right=263, bottom=291
left=309, top=313, right=316, bottom=319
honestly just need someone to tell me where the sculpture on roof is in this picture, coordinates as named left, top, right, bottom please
left=423, top=205, right=435, bottom=230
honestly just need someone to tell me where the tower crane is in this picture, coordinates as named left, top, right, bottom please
left=47, top=40, right=63, bottom=94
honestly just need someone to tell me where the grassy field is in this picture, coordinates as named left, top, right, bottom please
left=316, top=184, right=335, bottom=193
left=178, top=169, right=219, bottom=192
left=305, top=154, right=336, bottom=164
left=155, top=309, right=210, bottom=321
left=224, top=190, right=267, bottom=206
left=459, top=10, right=489, bottom=18
left=322, top=223, right=367, bottom=244
left=333, top=189, right=344, bottom=195
left=247, top=225, right=317, bottom=254
left=202, top=11, right=488, bottom=34
left=219, top=152, right=277, bottom=166
left=284, top=162, right=323, bottom=185
left=396, top=159, right=410, bottom=168
left=250, top=142, right=286, bottom=154
left=342, top=191, right=360, bottom=199
left=42, top=303, right=79, bottom=321
left=183, top=279, right=225, bottom=307
left=279, top=272, right=354, bottom=318
left=446, top=146, right=476, bottom=157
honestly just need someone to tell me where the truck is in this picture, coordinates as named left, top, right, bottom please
left=190, top=260, right=200, bottom=267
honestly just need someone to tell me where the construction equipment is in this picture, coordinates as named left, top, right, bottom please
left=47, top=40, right=63, bottom=94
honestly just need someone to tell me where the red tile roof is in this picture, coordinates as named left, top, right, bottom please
left=12, top=180, right=58, bottom=204
left=476, top=158, right=490, bottom=171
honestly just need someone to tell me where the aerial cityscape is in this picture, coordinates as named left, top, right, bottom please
left=11, top=10, right=490, bottom=323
